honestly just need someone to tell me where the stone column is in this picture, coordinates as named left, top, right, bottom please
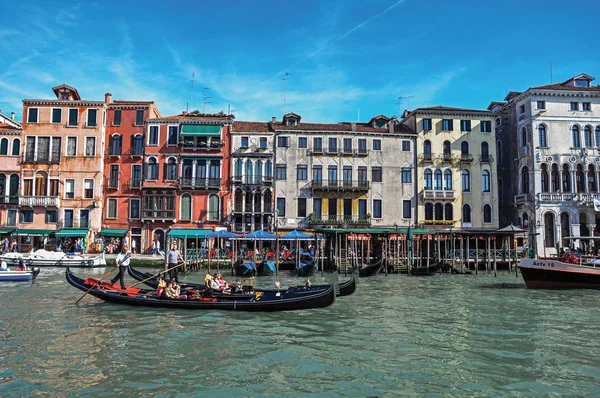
left=571, top=171, right=577, bottom=193
left=571, top=223, right=581, bottom=250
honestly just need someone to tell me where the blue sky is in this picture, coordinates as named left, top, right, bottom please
left=1, top=0, right=599, bottom=123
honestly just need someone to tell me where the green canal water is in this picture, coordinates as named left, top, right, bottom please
left=1, top=268, right=599, bottom=397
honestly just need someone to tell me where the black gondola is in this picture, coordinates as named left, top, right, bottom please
left=234, top=259, right=256, bottom=277
left=410, top=263, right=441, bottom=276
left=296, top=258, right=317, bottom=277
left=255, top=259, right=276, bottom=276
left=68, top=268, right=335, bottom=311
left=127, top=266, right=356, bottom=297
left=358, top=258, right=385, bottom=277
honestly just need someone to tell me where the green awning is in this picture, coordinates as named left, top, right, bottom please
left=13, top=229, right=55, bottom=237
left=168, top=228, right=212, bottom=238
left=180, top=125, right=221, bottom=137
left=0, top=228, right=15, bottom=234
left=55, top=229, right=89, bottom=238
left=98, top=228, right=128, bottom=237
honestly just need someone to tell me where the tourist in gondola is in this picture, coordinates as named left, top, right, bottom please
left=165, top=280, right=181, bottom=298
left=110, top=245, right=131, bottom=289
left=216, top=274, right=229, bottom=292
left=1, top=260, right=8, bottom=272
left=167, top=243, right=183, bottom=283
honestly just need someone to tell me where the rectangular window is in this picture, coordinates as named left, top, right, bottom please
left=519, top=104, right=525, bottom=114
left=583, top=102, right=592, bottom=111
left=442, top=119, right=454, bottom=131
left=481, top=120, right=492, bottom=133
left=6, top=209, right=17, bottom=226
left=358, top=166, right=367, bottom=184
left=327, top=165, right=337, bottom=183
left=313, top=137, right=322, bottom=151
left=277, top=136, right=288, bottom=147
left=343, top=138, right=352, bottom=153
left=276, top=164, right=287, bottom=180
left=241, top=136, right=249, bottom=147
left=373, top=200, right=382, bottom=219
left=52, top=108, right=62, bottom=124
left=130, top=198, right=141, bottom=219
left=63, top=209, right=74, bottom=227
left=66, top=137, right=77, bottom=156
left=27, top=108, right=38, bottom=123
left=401, top=140, right=410, bottom=151
left=65, top=179, right=75, bottom=199
left=298, top=137, right=307, bottom=148
left=51, top=137, right=61, bottom=162
left=297, top=165, right=307, bottom=180
left=358, top=138, right=367, bottom=154
left=313, top=198, right=322, bottom=219
left=260, top=137, right=267, bottom=148
left=372, top=166, right=382, bottom=183
left=83, top=179, right=94, bottom=199
left=135, top=109, right=144, bottom=126
left=113, top=109, right=122, bottom=126
left=37, top=137, right=50, bottom=162
left=107, top=198, right=117, bottom=218
left=68, top=109, right=78, bottom=126
left=312, top=165, right=322, bottom=182
left=423, top=118, right=432, bottom=131
left=45, top=210, right=58, bottom=224
left=167, top=126, right=178, bottom=145
left=20, top=209, right=33, bottom=223
left=570, top=102, right=579, bottom=111
left=536, top=101, right=546, bottom=110
left=277, top=198, right=286, bottom=217
left=49, top=179, right=59, bottom=196
left=401, top=168, right=412, bottom=183
left=297, top=198, right=307, bottom=218
left=80, top=209, right=90, bottom=228
left=87, top=109, right=97, bottom=127
left=373, top=139, right=381, bottom=150
left=85, top=137, right=96, bottom=156
left=148, top=126, right=159, bottom=145
left=328, top=137, right=337, bottom=152
left=460, top=120, right=471, bottom=132
left=402, top=200, right=411, bottom=219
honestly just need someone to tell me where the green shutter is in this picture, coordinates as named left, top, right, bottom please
left=181, top=195, right=191, bottom=221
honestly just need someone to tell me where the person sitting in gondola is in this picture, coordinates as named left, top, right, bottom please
left=216, top=274, right=230, bottom=292
left=0, top=260, right=8, bottom=272
left=157, top=277, right=168, bottom=297
left=165, top=280, right=181, bottom=299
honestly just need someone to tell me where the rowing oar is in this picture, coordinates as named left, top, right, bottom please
left=75, top=266, right=117, bottom=304
left=126, top=262, right=184, bottom=289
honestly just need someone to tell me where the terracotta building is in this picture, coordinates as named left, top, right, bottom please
left=0, top=110, right=23, bottom=238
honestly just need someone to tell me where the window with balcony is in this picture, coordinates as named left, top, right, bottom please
left=107, top=198, right=117, bottom=219
left=328, top=165, right=337, bottom=183
left=460, top=120, right=471, bottom=132
left=481, top=141, right=490, bottom=161
left=148, top=126, right=159, bottom=146
left=444, top=170, right=452, bottom=190
left=52, top=108, right=62, bottom=124
left=135, top=109, right=144, bottom=126
left=143, top=190, right=175, bottom=219
left=168, top=126, right=179, bottom=145
left=313, top=137, right=322, bottom=152
left=313, top=198, right=322, bottom=219
left=166, top=157, right=178, bottom=181
left=298, top=137, right=307, bottom=148
left=83, top=179, right=94, bottom=199
left=87, top=109, right=97, bottom=127
left=85, top=137, right=96, bottom=157
left=358, top=138, right=367, bottom=154
left=462, top=170, right=470, bottom=192
left=541, top=164, right=549, bottom=193
left=424, top=169, right=432, bottom=190
left=297, top=165, right=307, bottom=180
left=130, top=198, right=140, bottom=219
left=146, top=158, right=158, bottom=180
left=434, top=203, right=443, bottom=220
left=372, top=166, right=382, bottom=182
left=444, top=203, right=453, bottom=221
left=343, top=138, right=352, bottom=153
left=109, top=135, right=122, bottom=156
left=109, top=165, right=119, bottom=188
left=423, top=118, right=432, bottom=131
left=276, top=164, right=287, bottom=180
left=131, top=135, right=144, bottom=156
left=401, top=168, right=411, bottom=183
left=27, top=108, right=38, bottom=123
left=442, top=119, right=453, bottom=131
left=424, top=203, right=433, bottom=220
left=68, top=109, right=78, bottom=126
left=328, top=138, right=337, bottom=153
left=434, top=169, right=442, bottom=190
left=373, top=199, right=382, bottom=219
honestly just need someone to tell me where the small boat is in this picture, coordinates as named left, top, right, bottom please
left=234, top=259, right=256, bottom=276
left=67, top=268, right=335, bottom=311
left=128, top=266, right=356, bottom=297
left=358, top=258, right=385, bottom=277
left=1, top=250, right=106, bottom=268
left=518, top=258, right=600, bottom=289
left=410, top=263, right=441, bottom=276
left=0, top=267, right=40, bottom=282
left=256, top=260, right=276, bottom=276
left=296, top=258, right=317, bottom=277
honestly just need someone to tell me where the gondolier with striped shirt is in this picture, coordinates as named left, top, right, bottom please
left=110, top=245, right=131, bottom=289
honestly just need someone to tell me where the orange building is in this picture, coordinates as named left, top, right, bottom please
left=19, top=84, right=106, bottom=251
left=102, top=94, right=161, bottom=252
left=140, top=112, right=233, bottom=251
left=0, top=110, right=22, bottom=241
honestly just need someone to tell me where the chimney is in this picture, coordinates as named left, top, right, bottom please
left=182, top=111, right=188, bottom=116
left=104, top=93, right=112, bottom=104
left=11, top=112, right=15, bottom=120
left=271, top=116, right=277, bottom=124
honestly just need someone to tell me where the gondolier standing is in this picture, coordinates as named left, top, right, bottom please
left=167, top=243, right=183, bottom=283
left=110, top=245, right=131, bottom=289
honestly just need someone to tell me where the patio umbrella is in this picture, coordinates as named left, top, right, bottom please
left=208, top=230, right=239, bottom=239
left=245, top=230, right=277, bottom=240
left=280, top=230, right=312, bottom=240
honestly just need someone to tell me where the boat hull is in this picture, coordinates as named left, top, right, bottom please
left=0, top=252, right=105, bottom=268
left=234, top=260, right=255, bottom=277
left=359, top=259, right=384, bottom=277
left=0, top=271, right=35, bottom=282
left=296, top=261, right=317, bottom=277
left=518, top=258, right=600, bottom=289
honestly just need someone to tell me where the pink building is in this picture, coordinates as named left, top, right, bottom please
left=0, top=110, right=22, bottom=242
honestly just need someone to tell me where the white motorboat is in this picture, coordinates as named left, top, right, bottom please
left=0, top=249, right=106, bottom=268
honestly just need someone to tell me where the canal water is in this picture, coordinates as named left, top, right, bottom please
left=1, top=268, right=599, bottom=397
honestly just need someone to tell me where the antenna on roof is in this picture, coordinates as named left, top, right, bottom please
left=398, top=95, right=415, bottom=113
left=189, top=71, right=196, bottom=112
left=283, top=72, right=290, bottom=114
left=550, top=61, right=553, bottom=84
left=203, top=87, right=212, bottom=113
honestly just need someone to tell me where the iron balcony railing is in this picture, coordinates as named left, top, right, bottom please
left=311, top=180, right=370, bottom=191
left=107, top=179, right=119, bottom=189
left=232, top=176, right=274, bottom=185
left=0, top=196, right=19, bottom=205
left=308, top=215, right=371, bottom=226
left=480, top=155, right=494, bottom=163
left=141, top=210, right=176, bottom=219
left=108, top=146, right=122, bottom=156
left=179, top=177, right=221, bottom=189
left=130, top=147, right=144, bottom=157
left=129, top=179, right=142, bottom=189
left=180, top=140, right=223, bottom=151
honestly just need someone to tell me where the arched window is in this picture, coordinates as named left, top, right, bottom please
left=596, top=126, right=600, bottom=148
left=521, top=167, right=529, bottom=194
left=541, top=164, right=549, bottom=193
left=180, top=193, right=192, bottom=221
left=11, top=138, right=20, bottom=156
left=109, top=134, right=122, bottom=155
left=462, top=170, right=470, bottom=192
left=146, top=157, right=158, bottom=180
left=523, top=213, right=529, bottom=229
left=265, top=160, right=273, bottom=178
left=589, top=165, right=597, bottom=192
left=434, top=169, right=442, bottom=190
left=538, top=125, right=547, bottom=147
left=208, top=194, right=220, bottom=221
left=584, top=126, right=593, bottom=148
left=424, top=169, right=432, bottom=190
left=234, top=188, right=243, bottom=211
left=521, top=127, right=527, bottom=147
left=424, top=203, right=433, bottom=220
left=434, top=203, right=443, bottom=220
left=482, top=170, right=491, bottom=192
left=572, top=125, right=581, bottom=148
left=462, top=204, right=472, bottom=223
left=245, top=160, right=253, bottom=184
left=443, top=170, right=452, bottom=190
left=0, top=173, right=5, bottom=196
left=0, top=138, right=8, bottom=155
left=444, top=203, right=453, bottom=220
left=234, top=159, right=243, bottom=178
left=166, top=157, right=178, bottom=181
left=9, top=174, right=18, bottom=198
left=497, top=140, right=502, bottom=164
left=460, top=141, right=469, bottom=155
left=551, top=164, right=560, bottom=192
left=423, top=140, right=432, bottom=160
left=560, top=212, right=570, bottom=244
left=562, top=164, right=571, bottom=192
left=544, top=212, right=555, bottom=247
left=576, top=164, right=585, bottom=193
left=443, top=140, right=451, bottom=160
left=481, top=141, right=489, bottom=161
left=483, top=204, right=492, bottom=224
left=255, top=160, right=263, bottom=183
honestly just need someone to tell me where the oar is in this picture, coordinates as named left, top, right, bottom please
left=75, top=266, right=117, bottom=304
left=126, top=262, right=184, bottom=289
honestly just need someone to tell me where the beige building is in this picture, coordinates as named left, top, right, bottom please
left=401, top=106, right=499, bottom=231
